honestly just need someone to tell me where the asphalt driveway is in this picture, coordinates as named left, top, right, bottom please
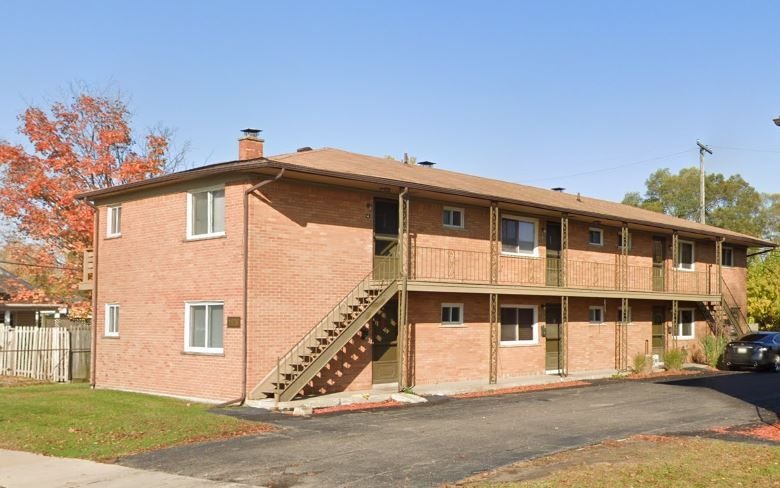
left=121, top=372, right=780, bottom=487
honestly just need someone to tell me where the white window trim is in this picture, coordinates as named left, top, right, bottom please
left=675, top=308, right=696, bottom=340
left=499, top=304, right=539, bottom=346
left=104, top=303, right=119, bottom=337
left=442, top=206, right=465, bottom=229
left=184, top=301, right=225, bottom=354
left=500, top=215, right=540, bottom=257
left=186, top=185, right=226, bottom=241
left=588, top=306, right=605, bottom=325
left=587, top=227, right=604, bottom=247
left=440, top=303, right=465, bottom=327
left=106, top=205, right=122, bottom=238
left=677, top=240, right=695, bottom=271
left=722, top=246, right=734, bottom=268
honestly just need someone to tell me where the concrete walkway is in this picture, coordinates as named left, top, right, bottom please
left=0, top=449, right=253, bottom=488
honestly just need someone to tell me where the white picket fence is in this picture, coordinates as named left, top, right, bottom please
left=0, top=326, right=70, bottom=382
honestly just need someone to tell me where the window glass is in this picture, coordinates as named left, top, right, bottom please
left=500, top=307, right=516, bottom=341
left=211, top=190, right=225, bottom=233
left=722, top=247, right=734, bottom=267
left=680, top=242, right=694, bottom=269
left=588, top=229, right=602, bottom=245
left=108, top=206, right=121, bottom=236
left=501, top=218, right=536, bottom=254
left=193, top=192, right=209, bottom=235
left=190, top=305, right=207, bottom=348
left=208, top=304, right=223, bottom=348
left=517, top=308, right=534, bottom=340
left=679, top=309, right=694, bottom=337
left=589, top=307, right=603, bottom=323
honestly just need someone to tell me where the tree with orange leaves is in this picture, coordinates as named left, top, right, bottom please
left=0, top=91, right=184, bottom=313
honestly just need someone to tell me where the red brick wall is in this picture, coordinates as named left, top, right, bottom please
left=95, top=180, right=245, bottom=401
left=246, top=180, right=375, bottom=394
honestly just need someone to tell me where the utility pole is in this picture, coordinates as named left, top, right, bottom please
left=697, top=141, right=712, bottom=224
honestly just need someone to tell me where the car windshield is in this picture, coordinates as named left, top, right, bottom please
left=739, top=334, right=773, bottom=342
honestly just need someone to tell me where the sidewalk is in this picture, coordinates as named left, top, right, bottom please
left=245, top=368, right=619, bottom=411
left=0, top=449, right=253, bottom=488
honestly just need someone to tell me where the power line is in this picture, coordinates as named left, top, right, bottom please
left=710, top=145, right=780, bottom=154
left=0, top=259, right=81, bottom=271
left=522, top=149, right=696, bottom=183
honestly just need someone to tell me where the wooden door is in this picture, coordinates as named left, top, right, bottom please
left=545, top=304, right=562, bottom=372
left=373, top=199, right=399, bottom=280
left=546, top=223, right=562, bottom=286
left=371, top=300, right=398, bottom=384
left=652, top=306, right=665, bottom=357
left=652, top=237, right=666, bottom=291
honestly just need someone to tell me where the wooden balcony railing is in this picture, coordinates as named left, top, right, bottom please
left=78, top=249, right=94, bottom=291
left=411, top=246, right=720, bottom=296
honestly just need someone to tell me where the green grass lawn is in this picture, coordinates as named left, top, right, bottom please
left=0, top=383, right=271, bottom=461
left=465, top=436, right=780, bottom=488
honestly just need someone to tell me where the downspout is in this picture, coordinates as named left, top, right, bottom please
left=218, top=168, right=285, bottom=408
left=87, top=201, right=99, bottom=388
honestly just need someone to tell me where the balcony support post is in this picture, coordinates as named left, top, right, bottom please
left=715, top=238, right=723, bottom=295
left=560, top=295, right=569, bottom=377
left=489, top=202, right=499, bottom=285
left=560, top=215, right=569, bottom=288
left=397, top=188, right=411, bottom=390
left=620, top=224, right=629, bottom=291
left=616, top=297, right=629, bottom=371
left=671, top=299, right=679, bottom=351
left=672, top=231, right=679, bottom=293
left=489, top=293, right=499, bottom=384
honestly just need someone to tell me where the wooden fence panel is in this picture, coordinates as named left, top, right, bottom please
left=0, top=326, right=71, bottom=382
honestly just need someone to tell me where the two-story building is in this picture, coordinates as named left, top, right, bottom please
left=79, top=130, right=774, bottom=403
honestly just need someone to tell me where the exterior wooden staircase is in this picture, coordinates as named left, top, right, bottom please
left=698, top=278, right=750, bottom=338
left=250, top=269, right=398, bottom=402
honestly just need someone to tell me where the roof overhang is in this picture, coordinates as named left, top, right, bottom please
left=78, top=157, right=777, bottom=249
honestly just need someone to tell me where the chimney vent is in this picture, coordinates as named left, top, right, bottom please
left=417, top=161, right=435, bottom=168
left=551, top=187, right=565, bottom=192
left=238, top=128, right=264, bottom=160
left=296, top=146, right=313, bottom=153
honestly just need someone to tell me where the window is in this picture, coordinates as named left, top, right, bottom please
left=441, top=303, right=464, bottom=326
left=185, top=302, right=224, bottom=353
left=588, top=228, right=603, bottom=246
left=442, top=207, right=464, bottom=229
left=589, top=306, right=604, bottom=324
left=501, top=216, right=538, bottom=256
left=678, top=240, right=695, bottom=271
left=105, top=304, right=119, bottom=337
left=722, top=247, right=734, bottom=267
left=616, top=306, right=632, bottom=324
left=187, top=187, right=225, bottom=239
left=500, top=305, right=538, bottom=345
left=106, top=206, right=121, bottom=237
left=676, top=308, right=695, bottom=339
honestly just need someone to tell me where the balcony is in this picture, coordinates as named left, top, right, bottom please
left=410, top=246, right=720, bottom=298
left=78, top=249, right=94, bottom=291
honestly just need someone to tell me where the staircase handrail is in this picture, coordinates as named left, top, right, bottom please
left=274, top=265, right=397, bottom=384
left=720, top=277, right=749, bottom=336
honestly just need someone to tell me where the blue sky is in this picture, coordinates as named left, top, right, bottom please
left=2, top=0, right=779, bottom=203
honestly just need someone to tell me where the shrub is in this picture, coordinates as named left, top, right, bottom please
left=699, top=335, right=729, bottom=368
left=663, top=348, right=686, bottom=371
left=632, top=353, right=651, bottom=374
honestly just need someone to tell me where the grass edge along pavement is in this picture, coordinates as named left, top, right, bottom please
left=458, top=435, right=780, bottom=488
left=0, top=383, right=272, bottom=461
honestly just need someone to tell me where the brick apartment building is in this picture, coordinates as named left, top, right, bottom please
left=79, top=130, right=774, bottom=403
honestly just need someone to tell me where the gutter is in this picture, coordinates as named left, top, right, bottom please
left=217, top=168, right=285, bottom=408
left=87, top=202, right=99, bottom=388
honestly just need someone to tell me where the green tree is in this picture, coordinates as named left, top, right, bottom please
left=622, top=167, right=768, bottom=237
left=747, top=251, right=780, bottom=329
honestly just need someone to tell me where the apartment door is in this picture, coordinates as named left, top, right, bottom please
left=546, top=222, right=562, bottom=287
left=371, top=299, right=398, bottom=384
left=374, top=199, right=399, bottom=279
left=652, top=306, right=665, bottom=358
left=652, top=237, right=666, bottom=291
left=545, top=304, right=562, bottom=372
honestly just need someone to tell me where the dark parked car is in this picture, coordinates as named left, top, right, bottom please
left=724, top=332, right=780, bottom=372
